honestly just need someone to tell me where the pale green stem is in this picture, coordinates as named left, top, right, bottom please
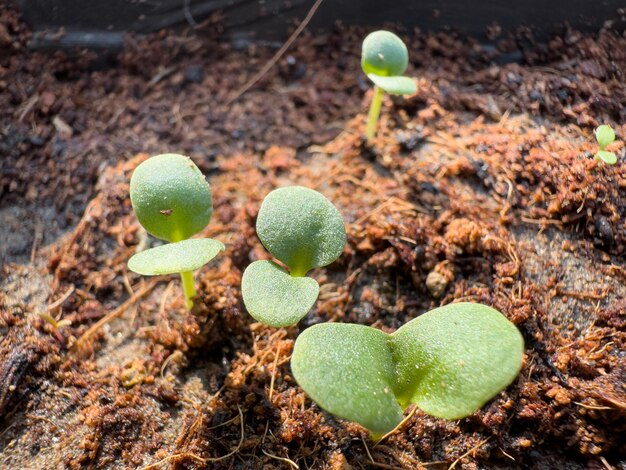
left=366, top=86, right=385, bottom=143
left=180, top=270, right=196, bottom=310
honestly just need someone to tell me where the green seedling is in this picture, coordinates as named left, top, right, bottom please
left=594, top=125, right=617, bottom=164
left=292, top=302, right=524, bottom=439
left=362, top=30, right=417, bottom=143
left=128, top=153, right=224, bottom=309
left=242, top=186, right=346, bottom=327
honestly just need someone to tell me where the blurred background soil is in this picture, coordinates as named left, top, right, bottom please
left=1, top=5, right=625, bottom=469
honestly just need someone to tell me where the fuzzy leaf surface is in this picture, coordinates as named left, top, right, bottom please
left=241, top=260, right=319, bottom=327
left=596, top=150, right=617, bottom=165
left=595, top=125, right=615, bottom=149
left=367, top=74, right=416, bottom=95
left=256, top=186, right=345, bottom=276
left=391, top=302, right=524, bottom=419
left=291, top=323, right=403, bottom=436
left=291, top=302, right=524, bottom=435
left=130, top=154, right=213, bottom=242
left=128, top=238, right=224, bottom=275
left=361, top=30, right=409, bottom=77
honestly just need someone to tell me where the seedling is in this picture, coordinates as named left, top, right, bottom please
left=241, top=186, right=346, bottom=327
left=362, top=30, right=417, bottom=143
left=128, top=153, right=224, bottom=309
left=594, top=125, right=617, bottom=164
left=291, top=302, right=524, bottom=439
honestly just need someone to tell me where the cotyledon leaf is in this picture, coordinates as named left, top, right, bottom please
left=256, top=186, right=346, bottom=277
left=241, top=260, right=319, bottom=327
left=595, top=125, right=615, bottom=149
left=130, top=153, right=213, bottom=243
left=391, top=302, right=524, bottom=419
left=596, top=150, right=617, bottom=165
left=128, top=238, right=224, bottom=275
left=361, top=30, right=409, bottom=77
left=291, top=323, right=404, bottom=437
left=367, top=74, right=417, bottom=95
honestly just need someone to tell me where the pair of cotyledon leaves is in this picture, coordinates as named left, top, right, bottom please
left=362, top=30, right=417, bottom=96
left=242, top=186, right=346, bottom=327
left=595, top=125, right=618, bottom=165
left=292, top=302, right=524, bottom=437
left=127, top=154, right=224, bottom=276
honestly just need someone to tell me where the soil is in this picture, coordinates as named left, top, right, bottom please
left=1, top=5, right=626, bottom=470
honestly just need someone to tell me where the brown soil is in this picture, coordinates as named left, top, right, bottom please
left=1, top=5, right=626, bottom=470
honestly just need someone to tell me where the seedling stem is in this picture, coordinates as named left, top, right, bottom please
left=366, top=86, right=384, bottom=143
left=180, top=270, right=196, bottom=310
left=127, top=154, right=224, bottom=310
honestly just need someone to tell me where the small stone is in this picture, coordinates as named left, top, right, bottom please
left=426, top=270, right=448, bottom=298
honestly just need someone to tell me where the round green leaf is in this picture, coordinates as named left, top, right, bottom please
left=367, top=74, right=416, bottom=95
left=596, top=150, right=617, bottom=165
left=361, top=30, right=409, bottom=77
left=130, top=154, right=213, bottom=242
left=128, top=238, right=224, bottom=275
left=256, top=186, right=346, bottom=276
left=595, top=125, right=615, bottom=150
left=292, top=323, right=404, bottom=437
left=241, top=260, right=319, bottom=327
left=391, top=302, right=524, bottom=419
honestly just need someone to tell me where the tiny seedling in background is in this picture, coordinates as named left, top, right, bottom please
left=128, top=153, right=224, bottom=309
left=594, top=125, right=617, bottom=164
left=362, top=30, right=417, bottom=143
left=242, top=186, right=346, bottom=327
left=291, top=302, right=524, bottom=439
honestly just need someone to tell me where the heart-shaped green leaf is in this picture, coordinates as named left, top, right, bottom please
left=595, top=150, right=617, bottom=165
left=256, top=186, right=346, bottom=277
left=367, top=74, right=416, bottom=95
left=291, top=302, right=524, bottom=436
left=241, top=260, right=320, bottom=327
left=291, top=323, right=403, bottom=437
left=391, top=303, right=524, bottom=419
left=128, top=238, right=224, bottom=275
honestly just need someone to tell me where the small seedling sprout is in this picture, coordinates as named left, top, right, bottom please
left=594, top=125, right=617, bottom=165
left=361, top=30, right=417, bottom=143
left=241, top=186, right=346, bottom=327
left=128, top=153, right=224, bottom=309
left=291, top=302, right=524, bottom=439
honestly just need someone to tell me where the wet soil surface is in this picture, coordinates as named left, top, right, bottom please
left=1, top=6, right=626, bottom=470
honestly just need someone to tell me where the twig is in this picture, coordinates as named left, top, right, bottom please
left=47, top=285, right=75, bottom=312
left=183, top=0, right=198, bottom=27
left=448, top=437, right=491, bottom=469
left=30, top=220, right=42, bottom=264
left=262, top=449, right=299, bottom=469
left=374, top=405, right=418, bottom=445
left=573, top=401, right=612, bottom=411
left=361, top=437, right=404, bottom=470
left=205, top=406, right=245, bottom=462
left=160, top=350, right=183, bottom=379
left=520, top=215, right=563, bottom=227
left=138, top=452, right=206, bottom=470
left=71, top=277, right=164, bottom=352
left=139, top=407, right=243, bottom=469
left=226, top=0, right=324, bottom=105
left=600, top=456, right=615, bottom=470
left=206, top=405, right=240, bottom=430
left=268, top=343, right=282, bottom=401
